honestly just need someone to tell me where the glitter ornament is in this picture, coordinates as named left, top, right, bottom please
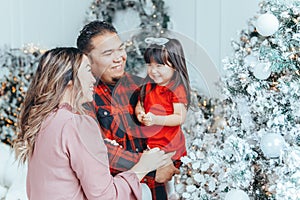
left=260, top=133, right=285, bottom=158
left=225, top=189, right=250, bottom=200
left=256, top=13, right=279, bottom=36
left=253, top=62, right=271, bottom=80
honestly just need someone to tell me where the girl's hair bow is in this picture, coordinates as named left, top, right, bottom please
left=145, top=37, right=169, bottom=46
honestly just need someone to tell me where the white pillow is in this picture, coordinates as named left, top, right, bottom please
left=0, top=185, right=8, bottom=199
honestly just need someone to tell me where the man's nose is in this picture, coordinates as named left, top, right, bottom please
left=113, top=50, right=123, bottom=62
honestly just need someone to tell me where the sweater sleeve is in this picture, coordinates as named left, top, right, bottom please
left=61, top=114, right=142, bottom=200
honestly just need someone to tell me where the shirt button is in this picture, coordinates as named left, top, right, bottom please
left=104, top=111, right=108, bottom=116
left=104, top=89, right=108, bottom=92
left=143, top=178, right=147, bottom=182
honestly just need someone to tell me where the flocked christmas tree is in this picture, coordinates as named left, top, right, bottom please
left=0, top=46, right=42, bottom=145
left=176, top=0, right=300, bottom=199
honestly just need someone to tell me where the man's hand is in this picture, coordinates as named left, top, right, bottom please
left=155, top=163, right=180, bottom=183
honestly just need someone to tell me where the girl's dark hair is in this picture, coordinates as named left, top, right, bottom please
left=141, top=38, right=191, bottom=108
left=77, top=20, right=117, bottom=54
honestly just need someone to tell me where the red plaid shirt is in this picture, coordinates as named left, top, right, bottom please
left=94, top=73, right=167, bottom=200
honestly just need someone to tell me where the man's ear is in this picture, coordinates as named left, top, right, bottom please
left=87, top=54, right=94, bottom=64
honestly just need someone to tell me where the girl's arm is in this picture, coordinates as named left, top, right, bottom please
left=135, top=100, right=145, bottom=123
left=144, top=103, right=187, bottom=126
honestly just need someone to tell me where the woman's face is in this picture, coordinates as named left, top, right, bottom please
left=78, top=55, right=96, bottom=103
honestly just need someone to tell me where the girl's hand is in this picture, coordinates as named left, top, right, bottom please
left=142, top=112, right=156, bottom=126
left=137, top=111, right=146, bottom=123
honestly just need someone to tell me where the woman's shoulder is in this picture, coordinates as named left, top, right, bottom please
left=48, top=105, right=98, bottom=129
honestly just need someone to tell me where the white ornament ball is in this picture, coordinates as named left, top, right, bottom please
left=256, top=13, right=279, bottom=36
left=253, top=62, right=271, bottom=80
left=260, top=133, right=285, bottom=158
left=225, top=189, right=250, bottom=200
left=244, top=54, right=259, bottom=67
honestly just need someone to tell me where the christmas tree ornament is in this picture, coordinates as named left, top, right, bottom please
left=225, top=189, right=250, bottom=200
left=253, top=62, right=271, bottom=80
left=256, top=13, right=279, bottom=36
left=260, top=133, right=285, bottom=158
left=244, top=54, right=258, bottom=68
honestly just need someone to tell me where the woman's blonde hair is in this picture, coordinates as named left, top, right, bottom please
left=13, top=47, right=85, bottom=163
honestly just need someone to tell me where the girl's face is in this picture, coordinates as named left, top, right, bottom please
left=147, top=60, right=175, bottom=86
left=78, top=55, right=96, bottom=103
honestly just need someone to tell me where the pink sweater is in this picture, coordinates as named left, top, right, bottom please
left=27, top=104, right=142, bottom=200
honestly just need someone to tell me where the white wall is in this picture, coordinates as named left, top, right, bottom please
left=0, top=0, right=91, bottom=49
left=165, top=0, right=260, bottom=69
left=165, top=0, right=260, bottom=96
left=0, top=0, right=260, bottom=62
left=0, top=0, right=260, bottom=96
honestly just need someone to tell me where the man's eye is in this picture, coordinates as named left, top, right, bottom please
left=102, top=52, right=112, bottom=56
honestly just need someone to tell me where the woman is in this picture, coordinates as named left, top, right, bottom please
left=13, top=47, right=172, bottom=200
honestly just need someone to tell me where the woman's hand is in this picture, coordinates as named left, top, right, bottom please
left=130, top=148, right=175, bottom=181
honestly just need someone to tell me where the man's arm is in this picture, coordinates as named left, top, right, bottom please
left=104, top=139, right=142, bottom=172
left=105, top=139, right=179, bottom=183
left=155, top=163, right=180, bottom=183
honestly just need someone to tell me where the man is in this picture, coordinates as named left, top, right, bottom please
left=77, top=21, right=179, bottom=200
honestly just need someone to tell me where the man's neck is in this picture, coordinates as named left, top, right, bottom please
left=103, top=72, right=126, bottom=84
